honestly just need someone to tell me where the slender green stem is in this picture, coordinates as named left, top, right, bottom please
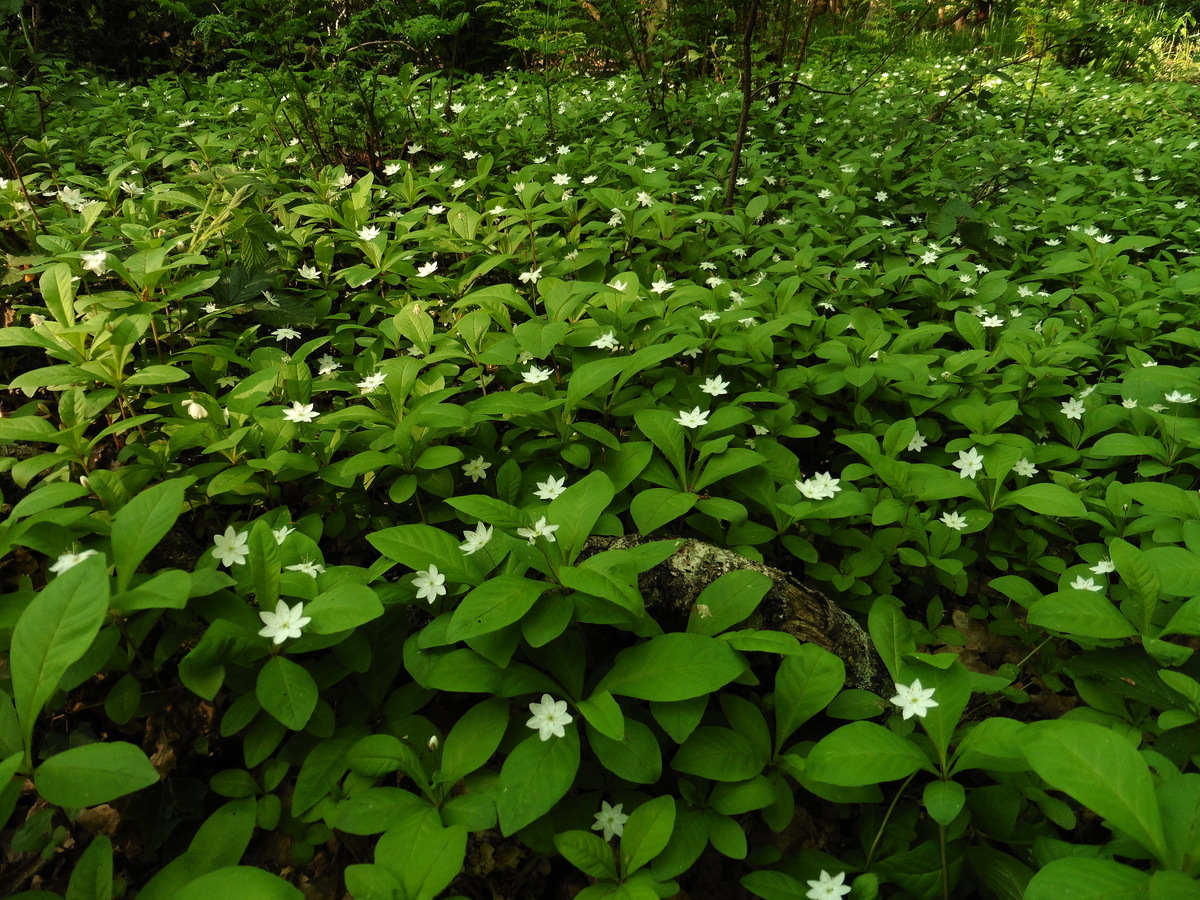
left=865, top=771, right=917, bottom=868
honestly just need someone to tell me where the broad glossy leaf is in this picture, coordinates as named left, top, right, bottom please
left=447, top=575, right=548, bottom=641
left=805, top=721, right=929, bottom=786
left=598, top=633, right=745, bottom=701
left=1024, top=857, right=1148, bottom=900
left=1021, top=719, right=1167, bottom=862
left=621, top=795, right=675, bottom=875
left=172, top=867, right=302, bottom=900
left=12, top=556, right=109, bottom=750
left=36, top=741, right=157, bottom=807
left=256, top=656, right=317, bottom=731
left=496, top=729, right=580, bottom=835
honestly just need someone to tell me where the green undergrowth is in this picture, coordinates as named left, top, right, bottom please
left=3, top=57, right=1200, bottom=899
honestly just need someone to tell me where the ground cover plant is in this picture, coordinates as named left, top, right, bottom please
left=3, top=46, right=1200, bottom=900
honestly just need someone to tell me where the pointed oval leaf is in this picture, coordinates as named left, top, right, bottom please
left=805, top=721, right=928, bottom=786
left=36, top=741, right=158, bottom=807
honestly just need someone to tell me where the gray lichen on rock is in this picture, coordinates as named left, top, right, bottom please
left=580, top=534, right=888, bottom=695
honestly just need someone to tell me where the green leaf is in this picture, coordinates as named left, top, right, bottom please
left=588, top=718, right=662, bottom=784
left=651, top=697, right=707, bottom=744
left=368, top=523, right=476, bottom=584
left=741, top=870, right=808, bottom=900
left=999, top=483, right=1087, bottom=517
left=447, top=575, right=548, bottom=641
left=633, top=409, right=686, bottom=480
left=923, top=779, right=965, bottom=825
left=1027, top=591, right=1137, bottom=640
left=332, top=788, right=431, bottom=836
left=598, top=633, right=746, bottom=701
left=1109, top=538, right=1161, bottom=634
left=111, top=480, right=187, bottom=592
left=292, top=732, right=359, bottom=815
left=304, top=583, right=383, bottom=633
left=559, top=557, right=644, bottom=614
left=343, top=864, right=404, bottom=900
left=950, top=717, right=1027, bottom=774
left=1021, top=720, right=1167, bottom=862
left=11, top=555, right=109, bottom=752
left=496, top=729, right=580, bottom=835
left=172, top=867, right=303, bottom=900
left=693, top=448, right=764, bottom=493
left=963, top=846, right=1032, bottom=900
left=868, top=595, right=915, bottom=681
left=555, top=830, right=618, bottom=880
left=621, top=795, right=676, bottom=876
left=805, top=721, right=928, bottom=786
left=630, top=488, right=697, bottom=534
left=1086, top=433, right=1167, bottom=460
left=1157, top=773, right=1200, bottom=872
left=248, top=521, right=280, bottom=610
left=672, top=726, right=767, bottom=782
left=651, top=804, right=707, bottom=881
left=134, top=799, right=258, bottom=900
left=1024, top=858, right=1148, bottom=900
left=686, top=570, right=773, bottom=636
left=1145, top=547, right=1200, bottom=598
left=256, top=657, right=317, bottom=731
left=375, top=812, right=466, bottom=900
left=547, top=471, right=615, bottom=564
left=66, top=835, right=112, bottom=900
left=577, top=690, right=625, bottom=741
left=41, top=263, right=77, bottom=326
left=774, top=645, right=846, bottom=751
left=565, top=356, right=628, bottom=411
left=36, top=741, right=157, bottom=807
left=348, top=734, right=417, bottom=778
left=439, top=697, right=509, bottom=783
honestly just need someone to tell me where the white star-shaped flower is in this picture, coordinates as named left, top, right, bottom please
left=1013, top=458, right=1038, bottom=477
left=81, top=250, right=109, bottom=275
left=700, top=375, right=730, bottom=396
left=49, top=549, right=100, bottom=574
left=286, top=559, right=325, bottom=578
left=517, top=516, right=559, bottom=544
left=412, top=564, right=447, bottom=603
left=674, top=407, right=709, bottom=429
left=591, top=801, right=628, bottom=841
left=1070, top=575, right=1104, bottom=592
left=258, top=600, right=312, bottom=644
left=523, top=366, right=553, bottom=384
left=212, top=526, right=249, bottom=567
left=953, top=447, right=984, bottom=479
left=1061, top=397, right=1086, bottom=420
left=534, top=475, right=567, bottom=500
left=283, top=402, right=319, bottom=423
left=357, top=371, right=386, bottom=394
left=795, top=473, right=841, bottom=500
left=459, top=522, right=493, bottom=555
left=890, top=679, right=939, bottom=719
left=526, top=694, right=572, bottom=741
left=805, top=870, right=851, bottom=900
left=939, top=511, right=968, bottom=530
left=591, top=331, right=619, bottom=350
